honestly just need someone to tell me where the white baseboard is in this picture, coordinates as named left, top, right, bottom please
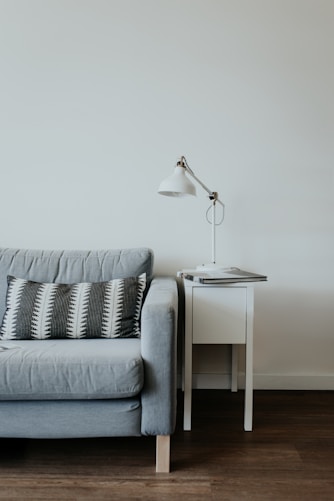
left=253, top=374, right=334, bottom=390
left=186, top=373, right=334, bottom=391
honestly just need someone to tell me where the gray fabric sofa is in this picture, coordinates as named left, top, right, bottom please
left=0, top=247, right=178, bottom=472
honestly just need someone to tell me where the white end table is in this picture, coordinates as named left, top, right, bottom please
left=182, top=277, right=255, bottom=432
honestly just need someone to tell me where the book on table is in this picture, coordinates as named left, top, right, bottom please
left=181, top=268, right=267, bottom=284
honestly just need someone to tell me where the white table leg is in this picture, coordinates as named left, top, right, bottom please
left=183, top=285, right=193, bottom=431
left=244, top=287, right=254, bottom=431
left=231, top=345, right=238, bottom=392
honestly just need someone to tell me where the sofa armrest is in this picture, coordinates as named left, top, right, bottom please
left=140, top=277, right=178, bottom=436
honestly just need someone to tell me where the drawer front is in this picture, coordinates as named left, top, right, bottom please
left=192, top=286, right=247, bottom=344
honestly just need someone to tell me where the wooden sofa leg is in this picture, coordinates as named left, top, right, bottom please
left=156, top=435, right=170, bottom=473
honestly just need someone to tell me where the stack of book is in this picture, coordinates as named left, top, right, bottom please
left=180, top=267, right=267, bottom=284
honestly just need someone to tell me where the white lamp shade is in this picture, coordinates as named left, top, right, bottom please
left=158, top=166, right=196, bottom=197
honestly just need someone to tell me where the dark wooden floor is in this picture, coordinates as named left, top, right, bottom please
left=1, top=390, right=334, bottom=500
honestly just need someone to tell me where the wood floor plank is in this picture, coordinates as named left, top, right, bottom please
left=1, top=390, right=334, bottom=499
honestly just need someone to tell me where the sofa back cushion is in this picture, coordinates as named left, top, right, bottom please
left=0, top=248, right=153, bottom=325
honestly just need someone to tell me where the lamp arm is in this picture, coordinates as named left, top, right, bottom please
left=179, top=156, right=225, bottom=209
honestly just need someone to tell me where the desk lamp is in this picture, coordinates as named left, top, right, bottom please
left=158, top=156, right=226, bottom=271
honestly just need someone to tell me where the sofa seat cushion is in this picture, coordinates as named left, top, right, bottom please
left=0, top=339, right=143, bottom=400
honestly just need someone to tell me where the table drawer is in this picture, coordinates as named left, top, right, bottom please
left=192, top=286, right=247, bottom=344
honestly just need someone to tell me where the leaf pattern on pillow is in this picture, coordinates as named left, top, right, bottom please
left=66, top=283, right=92, bottom=339
left=0, top=277, right=26, bottom=340
left=31, top=283, right=58, bottom=339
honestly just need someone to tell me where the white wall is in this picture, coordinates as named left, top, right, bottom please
left=0, top=0, right=333, bottom=388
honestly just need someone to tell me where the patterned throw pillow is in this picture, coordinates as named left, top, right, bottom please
left=0, top=274, right=146, bottom=340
